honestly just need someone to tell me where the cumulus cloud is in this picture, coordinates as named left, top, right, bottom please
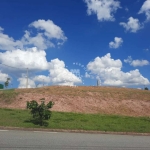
left=120, top=17, right=143, bottom=33
left=33, top=75, right=51, bottom=83
left=138, top=0, right=150, bottom=21
left=0, top=47, right=81, bottom=87
left=29, top=20, right=67, bottom=42
left=85, top=72, right=91, bottom=78
left=17, top=75, right=51, bottom=88
left=0, top=71, right=9, bottom=83
left=0, top=19, right=83, bottom=87
left=124, top=56, right=149, bottom=67
left=84, top=0, right=120, bottom=21
left=0, top=19, right=67, bottom=51
left=87, top=53, right=150, bottom=86
left=0, top=47, right=49, bottom=72
left=22, top=19, right=67, bottom=49
left=109, top=37, right=123, bottom=49
left=18, top=77, right=36, bottom=88
left=49, top=58, right=82, bottom=86
left=0, top=27, right=23, bottom=51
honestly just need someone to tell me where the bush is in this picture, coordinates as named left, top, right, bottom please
left=144, top=87, right=149, bottom=90
left=27, top=99, right=54, bottom=126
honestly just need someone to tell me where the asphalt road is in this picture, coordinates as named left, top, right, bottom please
left=0, top=130, right=150, bottom=150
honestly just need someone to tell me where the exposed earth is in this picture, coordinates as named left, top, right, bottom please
left=0, top=86, right=150, bottom=117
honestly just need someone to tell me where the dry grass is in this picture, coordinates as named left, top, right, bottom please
left=0, top=86, right=150, bottom=117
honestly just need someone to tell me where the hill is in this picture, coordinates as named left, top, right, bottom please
left=0, top=86, right=149, bottom=117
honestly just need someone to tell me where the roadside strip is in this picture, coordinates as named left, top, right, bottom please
left=0, top=126, right=150, bottom=136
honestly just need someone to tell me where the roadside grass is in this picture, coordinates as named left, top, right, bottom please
left=0, top=108, right=149, bottom=133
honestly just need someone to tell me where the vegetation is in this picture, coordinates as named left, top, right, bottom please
left=0, top=108, right=149, bottom=133
left=4, top=78, right=10, bottom=89
left=27, top=99, right=54, bottom=126
left=0, top=84, right=4, bottom=89
left=144, top=87, right=149, bottom=90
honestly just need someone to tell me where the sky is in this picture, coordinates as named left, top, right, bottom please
left=0, top=0, right=150, bottom=89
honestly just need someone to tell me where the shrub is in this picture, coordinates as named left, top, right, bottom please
left=27, top=99, right=54, bottom=126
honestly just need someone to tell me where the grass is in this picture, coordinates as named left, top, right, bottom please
left=0, top=108, right=149, bottom=133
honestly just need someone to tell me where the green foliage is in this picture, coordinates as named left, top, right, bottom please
left=0, top=84, right=4, bottom=89
left=27, top=99, right=54, bottom=126
left=144, top=87, right=149, bottom=90
left=4, top=78, right=10, bottom=88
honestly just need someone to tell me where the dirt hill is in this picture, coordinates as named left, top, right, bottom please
left=0, top=86, right=150, bottom=117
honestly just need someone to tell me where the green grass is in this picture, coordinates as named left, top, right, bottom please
left=0, top=108, right=149, bottom=133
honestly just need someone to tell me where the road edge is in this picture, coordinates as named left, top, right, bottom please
left=0, top=126, right=150, bottom=136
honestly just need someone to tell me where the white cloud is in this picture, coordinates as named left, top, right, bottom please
left=124, top=56, right=132, bottom=64
left=29, top=19, right=67, bottom=42
left=0, top=71, right=9, bottom=83
left=109, top=37, right=123, bottom=49
left=0, top=47, right=81, bottom=87
left=0, top=27, right=23, bottom=51
left=85, top=72, right=91, bottom=78
left=22, top=19, right=67, bottom=49
left=18, top=75, right=51, bottom=88
left=33, top=75, right=51, bottom=83
left=124, top=56, right=149, bottom=67
left=138, top=0, right=150, bottom=21
left=0, top=47, right=49, bottom=72
left=87, top=53, right=150, bottom=86
left=18, top=77, right=36, bottom=88
left=22, top=31, right=54, bottom=50
left=49, top=58, right=82, bottom=86
left=0, top=19, right=67, bottom=51
left=120, top=17, right=143, bottom=33
left=84, top=0, right=120, bottom=21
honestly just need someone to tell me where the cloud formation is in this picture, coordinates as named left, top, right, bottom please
left=124, top=56, right=149, bottom=67
left=87, top=53, right=150, bottom=86
left=0, top=27, right=23, bottom=51
left=0, top=19, right=67, bottom=51
left=0, top=48, right=82, bottom=87
left=120, top=17, right=143, bottom=33
left=0, top=71, right=9, bottom=83
left=33, top=75, right=51, bottom=83
left=49, top=58, right=82, bottom=86
left=18, top=77, right=36, bottom=88
left=0, top=47, right=48, bottom=72
left=84, top=0, right=120, bottom=21
left=138, top=0, right=150, bottom=21
left=109, top=37, right=123, bottom=49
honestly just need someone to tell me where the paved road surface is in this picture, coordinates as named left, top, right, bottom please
left=0, top=130, right=150, bottom=150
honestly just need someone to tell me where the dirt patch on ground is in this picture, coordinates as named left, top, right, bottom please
left=0, top=86, right=150, bottom=117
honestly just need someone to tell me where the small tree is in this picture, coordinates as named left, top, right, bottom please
left=144, top=87, right=149, bottom=90
left=4, top=78, right=10, bottom=89
left=27, top=99, right=54, bottom=126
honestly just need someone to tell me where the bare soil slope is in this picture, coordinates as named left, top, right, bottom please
left=0, top=86, right=150, bottom=117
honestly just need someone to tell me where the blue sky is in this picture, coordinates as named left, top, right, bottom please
left=0, top=0, right=150, bottom=89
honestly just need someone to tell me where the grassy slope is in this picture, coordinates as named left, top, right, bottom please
left=0, top=87, right=149, bottom=133
left=0, top=108, right=150, bottom=133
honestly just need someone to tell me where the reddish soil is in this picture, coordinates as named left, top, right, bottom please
left=0, top=86, right=150, bottom=117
